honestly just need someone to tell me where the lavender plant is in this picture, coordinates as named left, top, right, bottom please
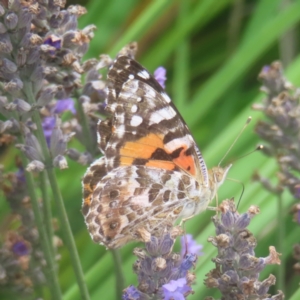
left=123, top=229, right=201, bottom=300
left=205, top=199, right=283, bottom=300
left=0, top=0, right=103, bottom=298
left=252, top=61, right=300, bottom=284
left=0, top=163, right=54, bottom=296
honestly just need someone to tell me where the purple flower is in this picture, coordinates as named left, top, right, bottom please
left=12, top=241, right=29, bottom=256
left=180, top=234, right=203, bottom=257
left=15, top=166, right=26, bottom=183
left=154, top=66, right=167, bottom=89
left=53, top=98, right=76, bottom=114
left=44, top=35, right=62, bottom=50
left=162, top=278, right=191, bottom=300
left=42, top=116, right=56, bottom=146
left=42, top=98, right=76, bottom=145
left=122, top=285, right=142, bottom=300
left=262, top=65, right=270, bottom=74
left=179, top=253, right=197, bottom=274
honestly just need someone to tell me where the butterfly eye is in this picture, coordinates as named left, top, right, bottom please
left=211, top=167, right=224, bottom=183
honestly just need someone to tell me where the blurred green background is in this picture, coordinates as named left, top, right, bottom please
left=2, top=0, right=300, bottom=299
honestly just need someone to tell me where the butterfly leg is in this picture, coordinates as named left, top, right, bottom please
left=206, top=206, right=218, bottom=211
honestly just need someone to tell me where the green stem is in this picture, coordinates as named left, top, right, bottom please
left=40, top=171, right=55, bottom=256
left=277, top=194, right=285, bottom=292
left=19, top=150, right=62, bottom=300
left=110, top=249, right=125, bottom=299
left=76, top=94, right=96, bottom=156
left=23, top=81, right=90, bottom=300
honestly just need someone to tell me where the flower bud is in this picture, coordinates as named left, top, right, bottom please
left=145, top=236, right=159, bottom=256
left=0, top=58, right=17, bottom=73
left=0, top=120, right=13, bottom=133
left=0, top=22, right=7, bottom=34
left=20, top=32, right=31, bottom=47
left=29, top=34, right=43, bottom=45
left=160, top=234, right=175, bottom=256
left=53, top=155, right=68, bottom=169
left=97, top=54, right=112, bottom=70
left=68, top=5, right=87, bottom=17
left=18, top=8, right=32, bottom=28
left=66, top=148, right=92, bottom=165
left=37, top=86, right=57, bottom=106
left=4, top=13, right=18, bottom=30
left=221, top=210, right=234, bottom=228
left=82, top=24, right=96, bottom=39
left=16, top=47, right=27, bottom=66
left=152, top=257, right=166, bottom=272
left=64, top=14, right=78, bottom=31
left=16, top=144, right=42, bottom=162
left=37, top=5, right=47, bottom=20
left=82, top=58, right=97, bottom=73
left=4, top=78, right=24, bottom=94
left=26, top=160, right=45, bottom=172
left=235, top=213, right=251, bottom=230
left=24, top=130, right=44, bottom=160
left=29, top=66, right=44, bottom=82
left=62, top=30, right=76, bottom=48
left=49, top=13, right=63, bottom=28
left=50, top=118, right=67, bottom=157
left=0, top=5, right=4, bottom=17
left=13, top=99, right=31, bottom=114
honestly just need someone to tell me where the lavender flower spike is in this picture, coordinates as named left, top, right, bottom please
left=205, top=199, right=283, bottom=299
left=123, top=227, right=196, bottom=299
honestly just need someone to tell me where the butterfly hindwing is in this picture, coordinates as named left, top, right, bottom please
left=83, top=165, right=200, bottom=249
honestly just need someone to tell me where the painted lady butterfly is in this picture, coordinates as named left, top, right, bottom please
left=82, top=55, right=231, bottom=249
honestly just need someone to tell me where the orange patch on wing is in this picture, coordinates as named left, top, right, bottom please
left=120, top=156, right=135, bottom=166
left=120, top=133, right=164, bottom=159
left=145, top=160, right=176, bottom=170
left=172, top=146, right=196, bottom=176
left=83, top=184, right=92, bottom=206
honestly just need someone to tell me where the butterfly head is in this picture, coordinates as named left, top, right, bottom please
left=210, top=164, right=232, bottom=188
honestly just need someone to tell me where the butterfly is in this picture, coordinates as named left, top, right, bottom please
left=82, top=55, right=231, bottom=249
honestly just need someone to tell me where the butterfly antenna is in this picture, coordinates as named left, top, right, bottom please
left=231, top=145, right=264, bottom=163
left=218, top=116, right=252, bottom=167
left=226, top=177, right=245, bottom=210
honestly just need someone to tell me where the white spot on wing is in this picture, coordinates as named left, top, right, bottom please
left=129, top=74, right=134, bottom=79
left=124, top=79, right=139, bottom=92
left=137, top=70, right=150, bottom=79
left=116, top=112, right=125, bottom=123
left=144, top=86, right=156, bottom=98
left=161, top=92, right=171, bottom=103
left=149, top=107, right=177, bottom=125
left=130, top=115, right=143, bottom=127
left=131, top=104, right=138, bottom=113
left=109, top=102, right=117, bottom=112
left=97, top=133, right=100, bottom=145
left=116, top=125, right=125, bottom=138
left=165, top=136, right=192, bottom=152
left=97, top=120, right=102, bottom=144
